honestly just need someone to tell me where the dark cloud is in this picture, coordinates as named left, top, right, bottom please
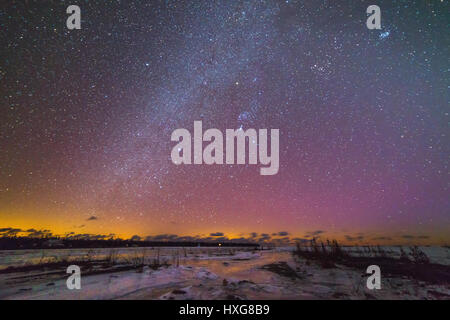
left=345, top=235, right=364, bottom=242
left=145, top=234, right=179, bottom=241
left=372, top=236, right=392, bottom=241
left=304, top=230, right=325, bottom=238
left=0, top=227, right=23, bottom=233
left=292, top=237, right=309, bottom=243
left=276, top=231, right=289, bottom=236
left=401, top=235, right=430, bottom=240
left=214, top=237, right=229, bottom=242
left=0, top=228, right=23, bottom=237
left=86, top=216, right=98, bottom=221
left=210, top=232, right=224, bottom=237
left=27, top=230, right=53, bottom=238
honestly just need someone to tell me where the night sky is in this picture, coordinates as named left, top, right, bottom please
left=0, top=0, right=448, bottom=244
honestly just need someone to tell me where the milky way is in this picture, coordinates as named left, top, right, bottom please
left=0, top=1, right=448, bottom=244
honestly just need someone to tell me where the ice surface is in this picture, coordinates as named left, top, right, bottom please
left=0, top=246, right=449, bottom=300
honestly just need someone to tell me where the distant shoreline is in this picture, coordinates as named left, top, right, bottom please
left=0, top=237, right=260, bottom=251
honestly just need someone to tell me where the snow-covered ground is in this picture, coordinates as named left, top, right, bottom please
left=0, top=246, right=449, bottom=300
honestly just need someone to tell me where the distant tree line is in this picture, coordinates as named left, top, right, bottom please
left=0, top=236, right=259, bottom=250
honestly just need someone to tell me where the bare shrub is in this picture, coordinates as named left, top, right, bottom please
left=409, top=246, right=430, bottom=264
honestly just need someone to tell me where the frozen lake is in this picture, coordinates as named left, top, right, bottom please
left=0, top=246, right=449, bottom=300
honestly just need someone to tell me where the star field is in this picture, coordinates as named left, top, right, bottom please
left=0, top=0, right=448, bottom=244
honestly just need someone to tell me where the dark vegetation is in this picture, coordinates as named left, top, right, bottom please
left=0, top=236, right=259, bottom=250
left=294, top=239, right=450, bottom=285
left=0, top=248, right=169, bottom=276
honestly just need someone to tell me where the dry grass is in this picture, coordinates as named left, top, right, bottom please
left=294, top=239, right=348, bottom=268
left=292, top=240, right=450, bottom=285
